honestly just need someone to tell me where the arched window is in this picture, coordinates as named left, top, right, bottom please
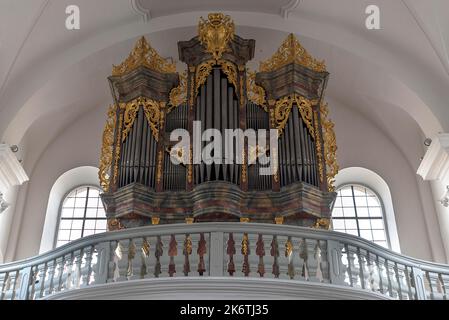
left=56, top=186, right=107, bottom=247
left=332, top=184, right=390, bottom=248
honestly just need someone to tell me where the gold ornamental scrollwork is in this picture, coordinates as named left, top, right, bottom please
left=121, top=97, right=162, bottom=143
left=193, top=59, right=239, bottom=104
left=260, top=33, right=326, bottom=73
left=274, top=94, right=317, bottom=138
left=217, top=59, right=238, bottom=91
left=156, top=150, right=164, bottom=184
left=195, top=59, right=216, bottom=100
left=112, top=36, right=176, bottom=76
left=166, top=145, right=189, bottom=165
left=314, top=111, right=325, bottom=184
left=107, top=218, right=124, bottom=231
left=246, top=71, right=267, bottom=111
left=313, top=218, right=331, bottom=230
left=187, top=146, right=193, bottom=184
left=320, top=102, right=339, bottom=192
left=198, top=13, right=235, bottom=61
left=113, top=114, right=123, bottom=185
left=99, top=104, right=116, bottom=192
left=168, top=71, right=188, bottom=113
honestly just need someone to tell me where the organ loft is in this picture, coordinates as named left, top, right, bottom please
left=98, top=13, right=338, bottom=230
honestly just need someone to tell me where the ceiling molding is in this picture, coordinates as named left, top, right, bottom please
left=130, top=0, right=151, bottom=23
left=280, top=0, right=301, bottom=19
left=0, top=144, right=29, bottom=193
left=417, top=133, right=449, bottom=183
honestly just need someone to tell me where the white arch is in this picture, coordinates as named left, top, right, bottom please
left=334, top=167, right=401, bottom=253
left=0, top=10, right=444, bottom=145
left=39, top=166, right=100, bottom=254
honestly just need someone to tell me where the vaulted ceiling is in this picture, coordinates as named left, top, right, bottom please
left=1, top=0, right=448, bottom=174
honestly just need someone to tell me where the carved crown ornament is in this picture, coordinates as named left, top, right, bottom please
left=112, top=36, right=176, bottom=76
left=198, top=13, right=235, bottom=61
left=259, top=33, right=326, bottom=73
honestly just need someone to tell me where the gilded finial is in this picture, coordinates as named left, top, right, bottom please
left=112, top=36, right=176, bottom=76
left=274, top=216, right=284, bottom=225
left=313, top=218, right=331, bottom=230
left=259, top=33, right=326, bottom=73
left=151, top=216, right=160, bottom=225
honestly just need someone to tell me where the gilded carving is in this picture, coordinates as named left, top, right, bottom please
left=314, top=111, right=325, bottom=184
left=189, top=69, right=195, bottom=108
left=195, top=59, right=216, bottom=100
left=321, top=102, right=339, bottom=192
left=246, top=71, right=267, bottom=111
left=122, top=97, right=161, bottom=143
left=99, top=104, right=116, bottom=191
left=248, top=145, right=268, bottom=165
left=156, top=150, right=163, bottom=184
left=274, top=216, right=284, bottom=225
left=142, top=238, right=150, bottom=257
left=285, top=238, right=293, bottom=257
left=184, top=235, right=193, bottom=255
left=274, top=94, right=316, bottom=137
left=112, top=36, right=176, bottom=76
left=313, top=218, right=331, bottom=230
left=168, top=71, right=187, bottom=112
left=193, top=59, right=239, bottom=108
left=113, top=114, right=123, bottom=185
left=241, top=147, right=247, bottom=183
left=239, top=74, right=245, bottom=107
left=260, top=33, right=326, bottom=73
left=241, top=233, right=249, bottom=255
left=217, top=59, right=238, bottom=91
left=107, top=218, right=123, bottom=231
left=187, top=146, right=193, bottom=184
left=151, top=216, right=160, bottom=225
left=167, top=145, right=189, bottom=165
left=198, top=13, right=235, bottom=60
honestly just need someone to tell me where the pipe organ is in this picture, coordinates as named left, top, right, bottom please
left=99, top=13, right=338, bottom=230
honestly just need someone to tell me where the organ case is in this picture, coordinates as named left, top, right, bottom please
left=99, top=13, right=338, bottom=230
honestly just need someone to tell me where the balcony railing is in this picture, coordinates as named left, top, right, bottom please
left=1, top=222, right=448, bottom=300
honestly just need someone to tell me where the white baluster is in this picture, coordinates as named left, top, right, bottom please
left=81, top=246, right=93, bottom=286
left=10, top=270, right=20, bottom=300
left=0, top=272, right=8, bottom=300
left=73, top=249, right=83, bottom=289
left=65, top=253, right=75, bottom=290
left=365, top=252, right=377, bottom=292
left=439, top=273, right=449, bottom=300
left=404, top=266, right=414, bottom=300
left=345, top=245, right=358, bottom=287
left=37, top=263, right=48, bottom=299
left=46, top=260, right=56, bottom=296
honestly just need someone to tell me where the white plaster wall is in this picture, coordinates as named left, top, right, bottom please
left=4, top=97, right=447, bottom=263
left=430, top=180, right=449, bottom=261
left=328, top=97, right=447, bottom=263
left=9, top=103, right=106, bottom=260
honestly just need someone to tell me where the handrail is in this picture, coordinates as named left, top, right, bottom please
left=1, top=222, right=448, bottom=300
